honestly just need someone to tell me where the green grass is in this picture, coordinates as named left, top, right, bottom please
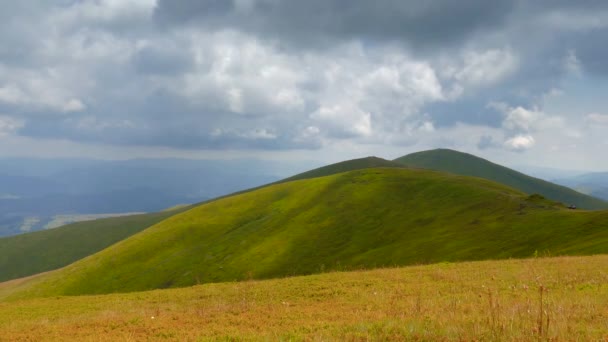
left=394, top=148, right=608, bottom=210
left=197, top=156, right=405, bottom=202
left=5, top=167, right=608, bottom=299
left=1, top=255, right=607, bottom=340
left=278, top=156, right=404, bottom=183
left=0, top=156, right=401, bottom=284
left=0, top=207, right=191, bottom=283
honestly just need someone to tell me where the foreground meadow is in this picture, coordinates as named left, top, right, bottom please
left=1, top=255, right=607, bottom=341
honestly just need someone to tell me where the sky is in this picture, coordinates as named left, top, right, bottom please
left=1, top=0, right=608, bottom=170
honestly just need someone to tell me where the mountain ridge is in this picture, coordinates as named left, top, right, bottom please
left=394, top=148, right=608, bottom=210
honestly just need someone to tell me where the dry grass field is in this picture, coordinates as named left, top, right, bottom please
left=1, top=255, right=607, bottom=341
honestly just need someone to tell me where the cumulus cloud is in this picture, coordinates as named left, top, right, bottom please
left=0, top=0, right=608, bottom=163
left=446, top=48, right=519, bottom=89
left=500, top=105, right=545, bottom=131
left=505, top=134, right=536, bottom=151
left=586, top=113, right=608, bottom=125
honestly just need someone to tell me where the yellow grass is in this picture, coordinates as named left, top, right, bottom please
left=1, top=255, right=607, bottom=341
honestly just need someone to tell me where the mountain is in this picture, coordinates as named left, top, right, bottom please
left=6, top=167, right=608, bottom=299
left=0, top=156, right=395, bottom=282
left=394, top=149, right=608, bottom=210
left=0, top=207, right=191, bottom=283
left=553, top=172, right=608, bottom=201
left=279, top=156, right=404, bottom=183
left=0, top=158, right=292, bottom=237
left=511, top=165, right=587, bottom=181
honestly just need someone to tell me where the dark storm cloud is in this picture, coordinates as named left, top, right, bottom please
left=153, top=0, right=515, bottom=49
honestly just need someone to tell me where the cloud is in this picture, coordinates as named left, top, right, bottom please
left=586, top=113, right=608, bottom=125
left=310, top=104, right=372, bottom=138
left=0, top=115, right=23, bottom=137
left=62, top=99, right=86, bottom=113
left=0, top=0, right=607, bottom=166
left=500, top=105, right=545, bottom=131
left=505, top=134, right=536, bottom=151
left=153, top=0, right=514, bottom=50
left=447, top=48, right=519, bottom=89
left=563, top=50, right=582, bottom=76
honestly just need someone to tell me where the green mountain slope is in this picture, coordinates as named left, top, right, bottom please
left=279, top=156, right=404, bottom=183
left=0, top=157, right=400, bottom=283
left=394, top=149, right=608, bottom=210
left=0, top=208, right=191, bottom=283
left=7, top=167, right=608, bottom=299
left=205, top=156, right=404, bottom=201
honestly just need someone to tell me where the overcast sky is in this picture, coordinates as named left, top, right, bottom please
left=1, top=1, right=608, bottom=169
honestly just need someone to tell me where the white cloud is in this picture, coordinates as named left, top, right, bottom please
left=173, top=34, right=446, bottom=144
left=454, top=48, right=518, bottom=86
left=586, top=112, right=608, bottom=125
left=505, top=134, right=536, bottom=151
left=490, top=103, right=565, bottom=134
left=1, top=0, right=608, bottom=169
left=0, top=116, right=24, bottom=137
left=52, top=0, right=156, bottom=28
left=563, top=50, right=582, bottom=76
left=180, top=31, right=307, bottom=117
left=62, top=99, right=86, bottom=113
left=310, top=104, right=372, bottom=138
left=0, top=85, right=29, bottom=105
left=541, top=10, right=608, bottom=32
left=439, top=48, right=518, bottom=97
left=243, top=128, right=277, bottom=140
left=501, top=106, right=545, bottom=131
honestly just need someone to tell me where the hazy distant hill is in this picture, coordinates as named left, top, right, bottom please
left=554, top=172, right=608, bottom=201
left=394, top=149, right=608, bottom=210
left=0, top=158, right=307, bottom=237
left=7, top=167, right=608, bottom=298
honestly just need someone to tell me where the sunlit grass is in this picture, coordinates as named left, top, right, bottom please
left=1, top=255, right=607, bottom=341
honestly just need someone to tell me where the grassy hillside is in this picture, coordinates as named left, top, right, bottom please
left=6, top=167, right=608, bottom=298
left=0, top=208, right=191, bottom=283
left=279, top=156, right=404, bottom=183
left=1, top=255, right=607, bottom=340
left=0, top=156, right=400, bottom=284
left=394, top=149, right=608, bottom=210
left=201, top=156, right=404, bottom=202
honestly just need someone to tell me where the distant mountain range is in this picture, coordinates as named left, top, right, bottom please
left=0, top=158, right=316, bottom=237
left=553, top=172, right=608, bottom=201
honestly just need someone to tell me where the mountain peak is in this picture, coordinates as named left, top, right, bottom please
left=394, top=149, right=607, bottom=210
